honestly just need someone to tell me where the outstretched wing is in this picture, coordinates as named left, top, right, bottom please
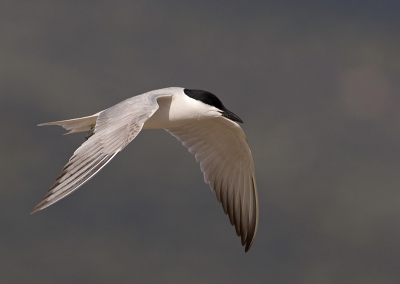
left=166, top=117, right=258, bottom=252
left=32, top=93, right=172, bottom=213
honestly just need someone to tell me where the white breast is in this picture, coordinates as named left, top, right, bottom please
left=143, top=92, right=220, bottom=129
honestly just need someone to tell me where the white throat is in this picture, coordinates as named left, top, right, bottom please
left=143, top=90, right=221, bottom=129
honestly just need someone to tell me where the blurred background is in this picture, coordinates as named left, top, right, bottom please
left=1, top=1, right=399, bottom=283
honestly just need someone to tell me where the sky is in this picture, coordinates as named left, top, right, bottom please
left=1, top=1, right=400, bottom=283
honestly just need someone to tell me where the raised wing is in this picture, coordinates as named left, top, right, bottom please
left=166, top=117, right=258, bottom=252
left=32, top=93, right=172, bottom=213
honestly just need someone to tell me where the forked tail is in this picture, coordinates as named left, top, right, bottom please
left=38, top=113, right=100, bottom=134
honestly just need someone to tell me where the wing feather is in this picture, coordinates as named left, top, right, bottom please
left=32, top=93, right=172, bottom=213
left=166, top=117, right=258, bottom=252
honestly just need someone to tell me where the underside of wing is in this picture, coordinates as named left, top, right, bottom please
left=166, top=117, right=258, bottom=252
left=32, top=141, right=118, bottom=213
left=32, top=93, right=172, bottom=213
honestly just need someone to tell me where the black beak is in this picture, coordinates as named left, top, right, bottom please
left=221, top=109, right=243, bottom=123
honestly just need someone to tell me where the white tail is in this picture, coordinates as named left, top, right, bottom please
left=38, top=113, right=100, bottom=134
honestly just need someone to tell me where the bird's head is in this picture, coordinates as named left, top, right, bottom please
left=183, top=89, right=243, bottom=123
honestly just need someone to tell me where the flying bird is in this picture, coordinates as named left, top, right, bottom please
left=33, top=87, right=258, bottom=252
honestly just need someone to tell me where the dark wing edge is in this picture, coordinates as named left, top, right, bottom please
left=166, top=118, right=259, bottom=252
left=31, top=151, right=118, bottom=213
left=32, top=93, right=171, bottom=214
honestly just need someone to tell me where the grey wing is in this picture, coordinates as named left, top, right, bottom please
left=166, top=117, right=258, bottom=252
left=32, top=93, right=172, bottom=213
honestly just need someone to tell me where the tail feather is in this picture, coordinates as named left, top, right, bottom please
left=38, top=113, right=100, bottom=134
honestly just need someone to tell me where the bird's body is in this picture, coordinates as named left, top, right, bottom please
left=144, top=91, right=206, bottom=129
left=33, top=87, right=258, bottom=252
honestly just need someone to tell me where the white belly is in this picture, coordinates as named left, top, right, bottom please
left=143, top=96, right=202, bottom=129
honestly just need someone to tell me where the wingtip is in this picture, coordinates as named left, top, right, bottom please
left=31, top=200, right=48, bottom=214
left=30, top=208, right=40, bottom=214
left=244, top=241, right=253, bottom=253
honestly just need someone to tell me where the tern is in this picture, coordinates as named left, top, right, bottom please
left=32, top=87, right=258, bottom=252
